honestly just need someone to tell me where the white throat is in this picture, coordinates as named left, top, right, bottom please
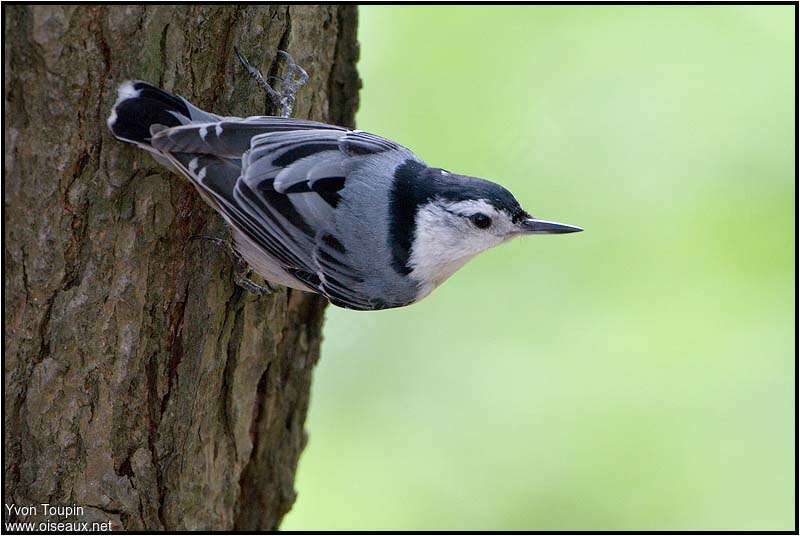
left=407, top=200, right=507, bottom=299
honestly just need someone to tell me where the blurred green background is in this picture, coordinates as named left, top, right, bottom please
left=283, top=5, right=795, bottom=531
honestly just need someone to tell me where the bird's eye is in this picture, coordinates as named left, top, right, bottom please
left=469, top=213, right=492, bottom=229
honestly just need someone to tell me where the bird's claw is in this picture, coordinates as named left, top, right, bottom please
left=234, top=48, right=308, bottom=118
left=232, top=271, right=274, bottom=296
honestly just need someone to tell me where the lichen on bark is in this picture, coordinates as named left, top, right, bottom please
left=3, top=5, right=359, bottom=530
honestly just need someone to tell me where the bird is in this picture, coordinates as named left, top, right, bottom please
left=107, top=51, right=581, bottom=311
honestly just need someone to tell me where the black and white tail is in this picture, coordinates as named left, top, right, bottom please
left=107, top=81, right=219, bottom=153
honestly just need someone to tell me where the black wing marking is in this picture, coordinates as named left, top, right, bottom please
left=340, top=130, right=402, bottom=156
left=151, top=116, right=346, bottom=157
left=160, top=152, right=312, bottom=272
left=152, top=119, right=407, bottom=309
left=237, top=130, right=378, bottom=308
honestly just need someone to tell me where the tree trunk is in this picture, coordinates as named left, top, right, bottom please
left=3, top=5, right=359, bottom=531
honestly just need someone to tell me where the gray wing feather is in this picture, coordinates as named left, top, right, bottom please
left=274, top=150, right=338, bottom=193
left=151, top=117, right=345, bottom=157
left=150, top=116, right=403, bottom=309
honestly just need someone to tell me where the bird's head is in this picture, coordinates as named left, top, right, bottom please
left=398, top=162, right=581, bottom=296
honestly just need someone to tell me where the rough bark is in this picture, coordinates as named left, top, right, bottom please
left=3, top=5, right=359, bottom=531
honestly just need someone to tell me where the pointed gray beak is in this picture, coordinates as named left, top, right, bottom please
left=519, top=218, right=583, bottom=234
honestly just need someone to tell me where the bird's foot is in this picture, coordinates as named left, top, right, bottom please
left=234, top=48, right=308, bottom=118
left=232, top=270, right=274, bottom=296
left=191, top=235, right=275, bottom=296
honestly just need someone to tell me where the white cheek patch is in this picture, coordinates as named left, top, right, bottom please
left=407, top=200, right=512, bottom=298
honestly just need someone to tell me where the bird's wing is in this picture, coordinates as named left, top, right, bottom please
left=151, top=116, right=347, bottom=157
left=151, top=118, right=410, bottom=310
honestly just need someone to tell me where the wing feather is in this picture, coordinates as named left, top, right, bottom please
left=149, top=116, right=412, bottom=309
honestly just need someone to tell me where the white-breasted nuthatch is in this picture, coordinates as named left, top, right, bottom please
left=107, top=51, right=581, bottom=311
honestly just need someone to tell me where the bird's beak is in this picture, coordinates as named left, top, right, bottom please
left=519, top=217, right=583, bottom=234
